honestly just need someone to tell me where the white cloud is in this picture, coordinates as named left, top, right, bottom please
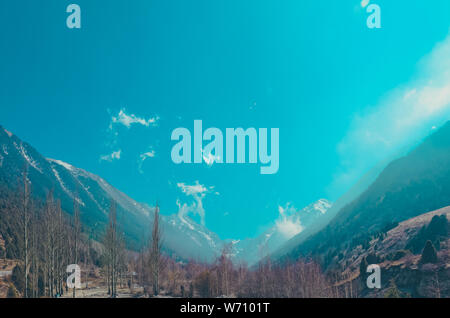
left=110, top=108, right=159, bottom=129
left=276, top=220, right=303, bottom=239
left=330, top=34, right=450, bottom=197
left=275, top=203, right=304, bottom=239
left=137, top=150, right=156, bottom=174
left=360, top=0, right=370, bottom=8
left=176, top=181, right=215, bottom=226
left=202, top=150, right=221, bottom=166
left=177, top=181, right=212, bottom=196
left=100, top=150, right=121, bottom=162
left=140, top=150, right=155, bottom=161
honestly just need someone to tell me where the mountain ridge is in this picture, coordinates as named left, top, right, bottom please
left=277, top=120, right=450, bottom=266
left=0, top=125, right=225, bottom=261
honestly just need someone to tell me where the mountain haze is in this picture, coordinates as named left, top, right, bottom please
left=278, top=121, right=450, bottom=265
left=232, top=199, right=332, bottom=265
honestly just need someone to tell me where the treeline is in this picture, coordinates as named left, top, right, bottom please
left=126, top=210, right=336, bottom=298
left=0, top=168, right=129, bottom=298
left=129, top=247, right=336, bottom=298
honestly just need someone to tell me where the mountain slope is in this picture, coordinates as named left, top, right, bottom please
left=280, top=121, right=450, bottom=265
left=339, top=207, right=449, bottom=297
left=0, top=126, right=223, bottom=261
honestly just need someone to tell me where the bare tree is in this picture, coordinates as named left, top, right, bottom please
left=216, top=244, right=233, bottom=296
left=43, top=190, right=57, bottom=297
left=149, top=204, right=163, bottom=296
left=104, top=201, right=116, bottom=297
left=20, top=164, right=30, bottom=298
left=103, top=200, right=125, bottom=297
left=72, top=197, right=81, bottom=297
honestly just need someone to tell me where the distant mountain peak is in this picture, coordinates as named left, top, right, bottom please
left=232, top=199, right=333, bottom=265
left=3, top=128, right=12, bottom=138
left=312, top=199, right=332, bottom=214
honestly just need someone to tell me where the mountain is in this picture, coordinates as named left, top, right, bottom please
left=232, top=199, right=332, bottom=265
left=0, top=126, right=223, bottom=261
left=0, top=125, right=335, bottom=265
left=271, top=143, right=414, bottom=262
left=278, top=120, right=450, bottom=266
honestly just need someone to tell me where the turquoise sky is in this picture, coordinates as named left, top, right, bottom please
left=1, top=0, right=450, bottom=239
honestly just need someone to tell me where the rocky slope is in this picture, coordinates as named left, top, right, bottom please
left=336, top=207, right=449, bottom=298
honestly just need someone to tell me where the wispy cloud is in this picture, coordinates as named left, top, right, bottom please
left=176, top=181, right=216, bottom=226
left=330, top=34, right=450, bottom=197
left=202, top=149, right=221, bottom=166
left=138, top=150, right=156, bottom=173
left=100, top=150, right=121, bottom=162
left=178, top=181, right=213, bottom=196
left=140, top=150, right=155, bottom=161
left=103, top=108, right=159, bottom=168
left=360, top=0, right=370, bottom=8
left=109, top=108, right=159, bottom=129
left=275, top=204, right=304, bottom=239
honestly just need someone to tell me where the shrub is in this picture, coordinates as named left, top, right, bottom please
left=7, top=284, right=19, bottom=298
left=11, top=264, right=25, bottom=293
left=420, top=240, right=438, bottom=264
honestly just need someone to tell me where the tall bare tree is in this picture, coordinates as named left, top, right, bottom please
left=20, top=164, right=30, bottom=298
left=103, top=200, right=125, bottom=297
left=216, top=244, right=233, bottom=296
left=72, top=197, right=81, bottom=297
left=149, top=204, right=163, bottom=296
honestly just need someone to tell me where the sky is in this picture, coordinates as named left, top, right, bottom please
left=1, top=0, right=450, bottom=240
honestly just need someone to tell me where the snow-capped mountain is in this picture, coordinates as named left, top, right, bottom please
left=0, top=126, right=222, bottom=261
left=231, top=199, right=332, bottom=265
left=0, top=125, right=333, bottom=264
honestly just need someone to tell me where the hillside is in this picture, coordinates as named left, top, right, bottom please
left=335, top=207, right=449, bottom=297
left=0, top=126, right=224, bottom=262
left=279, top=121, right=450, bottom=265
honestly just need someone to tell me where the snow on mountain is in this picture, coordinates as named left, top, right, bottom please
left=313, top=199, right=332, bottom=214
left=13, top=141, right=43, bottom=173
left=0, top=126, right=222, bottom=261
left=3, top=128, right=12, bottom=138
left=48, top=157, right=225, bottom=261
left=2, top=144, right=9, bottom=155
left=48, top=158, right=74, bottom=171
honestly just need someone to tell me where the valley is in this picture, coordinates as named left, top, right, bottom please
left=0, top=123, right=449, bottom=298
